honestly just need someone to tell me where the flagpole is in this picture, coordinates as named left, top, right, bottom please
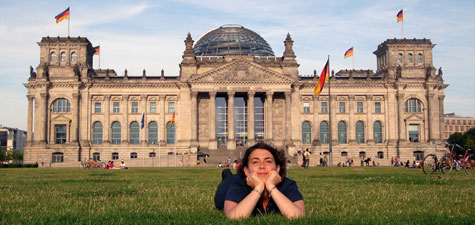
left=327, top=55, right=333, bottom=167
left=142, top=113, right=145, bottom=167
left=68, top=6, right=70, bottom=37
left=352, top=49, right=355, bottom=70
left=158, top=138, right=161, bottom=167
left=99, top=47, right=101, bottom=69
left=401, top=20, right=404, bottom=39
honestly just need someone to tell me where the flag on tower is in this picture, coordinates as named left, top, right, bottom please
left=397, top=9, right=403, bottom=22
left=93, top=46, right=100, bottom=55
left=55, top=7, right=70, bottom=24
left=314, top=59, right=330, bottom=96
left=344, top=47, right=354, bottom=58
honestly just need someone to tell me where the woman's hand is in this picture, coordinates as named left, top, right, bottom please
left=265, top=170, right=282, bottom=190
left=246, top=172, right=265, bottom=194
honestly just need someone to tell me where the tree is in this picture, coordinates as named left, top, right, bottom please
left=448, top=132, right=464, bottom=146
left=447, top=127, right=475, bottom=150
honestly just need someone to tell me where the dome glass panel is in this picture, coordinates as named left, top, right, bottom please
left=193, top=24, right=274, bottom=56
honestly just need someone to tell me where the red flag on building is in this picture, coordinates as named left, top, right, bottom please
left=344, top=47, right=354, bottom=58
left=397, top=9, right=403, bottom=22
left=93, top=46, right=100, bottom=55
left=169, top=113, right=176, bottom=128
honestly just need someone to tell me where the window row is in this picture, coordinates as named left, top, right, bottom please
left=397, top=52, right=423, bottom=63
left=50, top=51, right=77, bottom=62
left=446, top=120, right=473, bottom=125
left=301, top=121, right=384, bottom=144
left=339, top=151, right=385, bottom=159
left=303, top=102, right=383, bottom=114
left=94, top=102, right=175, bottom=114
left=93, top=152, right=159, bottom=161
left=92, top=121, right=176, bottom=145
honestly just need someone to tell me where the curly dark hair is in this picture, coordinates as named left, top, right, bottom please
left=237, top=143, right=287, bottom=178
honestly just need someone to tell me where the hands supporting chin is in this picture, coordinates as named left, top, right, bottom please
left=246, top=171, right=282, bottom=197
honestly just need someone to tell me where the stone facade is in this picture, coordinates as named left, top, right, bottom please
left=23, top=28, right=447, bottom=167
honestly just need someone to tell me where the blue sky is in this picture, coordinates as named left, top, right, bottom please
left=1, top=0, right=474, bottom=130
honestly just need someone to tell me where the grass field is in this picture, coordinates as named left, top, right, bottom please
left=1, top=166, right=474, bottom=224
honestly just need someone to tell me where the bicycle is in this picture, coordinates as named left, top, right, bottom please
left=439, top=144, right=475, bottom=175
left=422, top=154, right=439, bottom=174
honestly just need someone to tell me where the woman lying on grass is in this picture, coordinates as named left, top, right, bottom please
left=214, top=143, right=305, bottom=219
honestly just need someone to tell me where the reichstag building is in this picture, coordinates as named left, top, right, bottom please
left=24, top=24, right=447, bottom=167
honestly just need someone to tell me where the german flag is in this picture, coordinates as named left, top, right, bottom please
left=55, top=7, right=70, bottom=24
left=397, top=9, right=403, bottom=22
left=314, top=59, right=330, bottom=96
left=169, top=112, right=176, bottom=128
left=93, top=46, right=100, bottom=55
left=344, top=47, right=353, bottom=58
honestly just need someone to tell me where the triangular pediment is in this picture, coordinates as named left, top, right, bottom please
left=190, top=60, right=294, bottom=83
left=52, top=114, right=72, bottom=123
left=405, top=114, right=424, bottom=121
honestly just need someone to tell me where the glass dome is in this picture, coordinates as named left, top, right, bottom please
left=193, top=24, right=274, bottom=56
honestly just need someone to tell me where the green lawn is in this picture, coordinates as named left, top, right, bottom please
left=1, top=167, right=474, bottom=224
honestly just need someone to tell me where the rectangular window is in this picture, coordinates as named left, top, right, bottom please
left=112, top=152, right=119, bottom=160
left=449, top=126, right=453, bottom=131
left=356, top=102, right=363, bottom=113
left=339, top=102, right=346, bottom=113
left=131, top=102, right=139, bottom=113
left=94, top=102, right=101, bottom=113
left=452, top=120, right=455, bottom=125
left=408, top=124, right=419, bottom=142
left=469, top=120, right=472, bottom=125
left=321, top=102, right=328, bottom=113
left=377, top=152, right=384, bottom=159
left=150, top=102, right=157, bottom=113
left=113, top=102, right=120, bottom=113
left=168, top=102, right=175, bottom=113
left=52, top=153, right=64, bottom=163
left=303, top=102, right=310, bottom=113
left=445, top=120, right=449, bottom=125
left=375, top=102, right=381, bottom=113
left=455, top=126, right=459, bottom=132
left=463, top=120, right=466, bottom=125
left=457, top=120, right=460, bottom=125
left=55, top=124, right=67, bottom=144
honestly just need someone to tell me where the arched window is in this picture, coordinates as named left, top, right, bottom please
left=60, top=52, right=67, bottom=62
left=377, top=151, right=384, bottom=159
left=355, top=121, right=365, bottom=143
left=130, top=122, right=140, bottom=144
left=341, top=151, right=348, bottom=157
left=93, top=152, right=100, bottom=161
left=338, top=121, right=347, bottom=143
left=373, top=121, right=383, bottom=143
left=397, top=53, right=403, bottom=63
left=405, top=98, right=422, bottom=112
left=359, top=151, right=366, bottom=159
left=50, top=52, right=56, bottom=62
left=417, top=53, right=423, bottom=63
left=71, top=52, right=77, bottom=62
left=52, top=152, right=63, bottom=163
left=167, top=121, right=176, bottom=144
left=111, top=122, right=121, bottom=144
left=320, top=121, right=329, bottom=143
left=149, top=152, right=156, bottom=157
left=52, top=98, right=70, bottom=113
left=302, top=121, right=311, bottom=144
left=92, top=121, right=103, bottom=144
left=148, top=121, right=158, bottom=144
left=407, top=53, right=413, bottom=63
left=130, top=152, right=138, bottom=158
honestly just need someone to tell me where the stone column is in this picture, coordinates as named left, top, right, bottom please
left=397, top=93, right=405, bottom=143
left=191, top=91, right=198, bottom=146
left=104, top=95, right=110, bottom=143
left=330, top=94, right=337, bottom=144
left=366, top=95, right=373, bottom=143
left=141, top=94, right=147, bottom=144
left=247, top=91, right=255, bottom=146
left=71, top=93, right=80, bottom=143
left=122, top=94, right=129, bottom=144
left=427, top=92, right=440, bottom=142
left=266, top=91, right=274, bottom=141
left=285, top=91, right=292, bottom=144
left=27, top=95, right=34, bottom=144
left=312, top=95, right=320, bottom=144
left=227, top=91, right=236, bottom=149
left=438, top=95, right=445, bottom=141
left=159, top=95, right=166, bottom=145
left=38, top=92, right=48, bottom=144
left=348, top=95, right=355, bottom=143
left=209, top=92, right=217, bottom=150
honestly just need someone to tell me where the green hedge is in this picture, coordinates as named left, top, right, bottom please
left=0, top=163, right=38, bottom=168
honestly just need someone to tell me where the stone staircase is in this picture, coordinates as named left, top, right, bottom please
left=198, top=146, right=247, bottom=166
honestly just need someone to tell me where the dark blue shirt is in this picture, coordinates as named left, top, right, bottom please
left=215, top=174, right=303, bottom=215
